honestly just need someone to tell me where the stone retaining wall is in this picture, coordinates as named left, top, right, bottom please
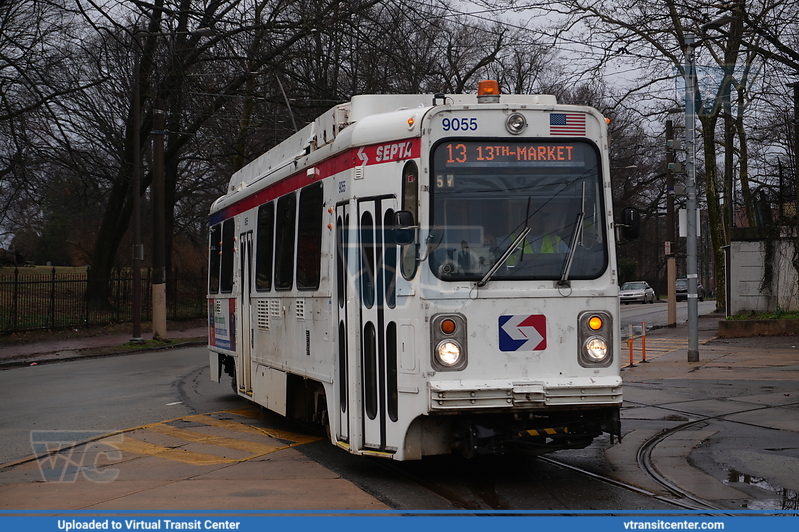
left=718, top=319, right=799, bottom=338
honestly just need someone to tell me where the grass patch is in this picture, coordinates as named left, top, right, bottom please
left=0, top=265, right=88, bottom=275
left=77, top=335, right=205, bottom=358
left=120, top=338, right=182, bottom=350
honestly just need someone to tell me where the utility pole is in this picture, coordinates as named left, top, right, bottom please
left=685, top=34, right=700, bottom=362
left=666, top=120, right=677, bottom=328
left=130, top=56, right=144, bottom=344
left=152, top=102, right=167, bottom=340
left=134, top=25, right=211, bottom=342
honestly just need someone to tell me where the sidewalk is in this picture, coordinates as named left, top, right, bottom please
left=0, top=321, right=208, bottom=368
left=615, top=314, right=799, bottom=508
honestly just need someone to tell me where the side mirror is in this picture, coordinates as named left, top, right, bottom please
left=620, top=207, right=640, bottom=239
left=394, top=210, right=416, bottom=245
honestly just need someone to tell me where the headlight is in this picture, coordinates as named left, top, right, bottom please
left=436, top=340, right=462, bottom=367
left=578, top=311, right=613, bottom=367
left=431, top=314, right=468, bottom=371
left=506, top=113, right=527, bottom=135
left=584, top=336, right=609, bottom=362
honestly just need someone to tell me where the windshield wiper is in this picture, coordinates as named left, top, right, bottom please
left=558, top=212, right=583, bottom=287
left=478, top=197, right=533, bottom=288
left=558, top=183, right=585, bottom=287
left=477, top=228, right=530, bottom=287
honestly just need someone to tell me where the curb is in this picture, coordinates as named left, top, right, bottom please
left=0, top=338, right=207, bottom=370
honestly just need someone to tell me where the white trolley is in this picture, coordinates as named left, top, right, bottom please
left=208, top=81, right=626, bottom=460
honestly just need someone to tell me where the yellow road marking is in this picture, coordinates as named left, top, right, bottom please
left=182, top=414, right=320, bottom=445
left=102, top=410, right=322, bottom=466
left=624, top=337, right=714, bottom=366
left=105, top=435, right=239, bottom=465
left=147, top=423, right=282, bottom=455
left=225, top=407, right=261, bottom=418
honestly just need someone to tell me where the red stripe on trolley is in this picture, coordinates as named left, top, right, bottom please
left=210, top=139, right=421, bottom=225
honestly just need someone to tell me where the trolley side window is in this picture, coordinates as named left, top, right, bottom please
left=220, top=218, right=235, bottom=293
left=275, top=192, right=297, bottom=290
left=297, top=182, right=323, bottom=290
left=383, top=209, right=397, bottom=309
left=255, top=202, right=275, bottom=291
left=400, top=161, right=419, bottom=280
left=360, top=211, right=375, bottom=308
left=208, top=223, right=221, bottom=294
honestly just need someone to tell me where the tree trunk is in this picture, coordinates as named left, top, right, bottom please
left=700, top=115, right=727, bottom=312
left=85, top=156, right=140, bottom=306
left=736, top=105, right=755, bottom=227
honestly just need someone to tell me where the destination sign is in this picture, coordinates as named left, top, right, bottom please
left=439, top=142, right=585, bottom=165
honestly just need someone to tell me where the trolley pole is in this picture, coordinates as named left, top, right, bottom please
left=684, top=34, right=700, bottom=362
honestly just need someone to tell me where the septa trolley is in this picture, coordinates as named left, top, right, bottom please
left=208, top=80, right=629, bottom=460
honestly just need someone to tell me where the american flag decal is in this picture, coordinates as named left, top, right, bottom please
left=550, top=113, right=586, bottom=136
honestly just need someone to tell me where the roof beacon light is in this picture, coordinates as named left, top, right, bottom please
left=477, top=80, right=500, bottom=103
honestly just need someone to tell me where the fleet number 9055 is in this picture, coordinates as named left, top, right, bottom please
left=442, top=117, right=478, bottom=131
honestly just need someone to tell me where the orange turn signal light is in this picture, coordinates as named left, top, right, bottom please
left=588, top=316, right=603, bottom=331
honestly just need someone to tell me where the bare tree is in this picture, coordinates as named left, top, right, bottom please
left=3, top=0, right=563, bottom=310
left=0, top=0, right=103, bottom=248
left=470, top=0, right=799, bottom=310
left=73, top=0, right=394, bottom=305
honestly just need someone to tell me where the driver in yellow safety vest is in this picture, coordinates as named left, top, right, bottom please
left=506, top=231, right=568, bottom=267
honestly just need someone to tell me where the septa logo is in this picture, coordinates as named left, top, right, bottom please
left=498, top=315, right=547, bottom=351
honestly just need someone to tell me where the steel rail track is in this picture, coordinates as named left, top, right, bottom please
left=624, top=398, right=794, bottom=512
left=303, top=398, right=796, bottom=512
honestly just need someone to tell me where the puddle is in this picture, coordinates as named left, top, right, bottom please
left=725, top=468, right=799, bottom=510
left=662, top=414, right=689, bottom=422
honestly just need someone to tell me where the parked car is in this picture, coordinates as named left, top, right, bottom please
left=675, top=278, right=705, bottom=301
left=619, top=281, right=655, bottom=304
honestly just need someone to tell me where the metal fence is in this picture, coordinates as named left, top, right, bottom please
left=0, top=268, right=207, bottom=333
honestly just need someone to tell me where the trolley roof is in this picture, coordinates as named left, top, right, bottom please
left=211, top=91, right=562, bottom=214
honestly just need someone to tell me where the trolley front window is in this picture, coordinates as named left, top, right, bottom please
left=429, top=140, right=607, bottom=282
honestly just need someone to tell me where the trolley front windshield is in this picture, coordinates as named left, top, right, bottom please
left=429, top=140, right=608, bottom=282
